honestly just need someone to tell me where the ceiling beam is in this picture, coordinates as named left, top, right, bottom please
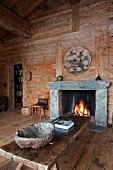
left=6, top=0, right=18, bottom=8
left=0, top=0, right=43, bottom=39
left=18, top=0, right=44, bottom=18
left=0, top=0, right=18, bottom=39
left=72, top=3, right=80, bottom=32
left=0, top=42, right=5, bottom=51
left=0, top=4, right=31, bottom=38
left=0, top=0, right=18, bottom=8
left=70, top=0, right=80, bottom=5
left=0, top=28, right=7, bottom=38
left=0, top=0, right=45, bottom=39
left=39, top=0, right=49, bottom=10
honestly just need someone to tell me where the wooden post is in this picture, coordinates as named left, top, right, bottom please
left=56, top=41, right=62, bottom=77
left=8, top=65, right=15, bottom=110
left=72, top=3, right=80, bottom=32
left=22, top=63, right=27, bottom=108
left=95, top=35, right=104, bottom=79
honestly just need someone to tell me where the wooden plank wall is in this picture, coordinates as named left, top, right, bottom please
left=1, top=0, right=113, bottom=123
left=0, top=43, right=7, bottom=96
left=108, top=33, right=113, bottom=123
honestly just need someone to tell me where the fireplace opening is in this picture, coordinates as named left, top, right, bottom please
left=59, top=90, right=95, bottom=117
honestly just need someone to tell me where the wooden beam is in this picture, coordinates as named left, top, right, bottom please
left=0, top=4, right=31, bottom=38
left=0, top=30, right=7, bottom=39
left=70, top=0, right=80, bottom=5
left=0, top=0, right=43, bottom=39
left=0, top=0, right=18, bottom=8
left=0, top=0, right=18, bottom=39
left=17, top=0, right=44, bottom=18
left=0, top=28, right=7, bottom=39
left=0, top=42, right=5, bottom=51
left=72, top=3, right=80, bottom=32
left=39, top=0, right=49, bottom=10
left=6, top=0, right=18, bottom=8
left=56, top=41, right=62, bottom=77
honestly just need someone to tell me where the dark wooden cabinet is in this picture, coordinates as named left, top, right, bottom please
left=14, top=64, right=23, bottom=109
left=0, top=96, right=8, bottom=112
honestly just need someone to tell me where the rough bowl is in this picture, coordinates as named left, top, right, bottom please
left=14, top=122, right=55, bottom=149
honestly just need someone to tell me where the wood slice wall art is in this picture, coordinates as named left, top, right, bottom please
left=64, top=46, right=91, bottom=74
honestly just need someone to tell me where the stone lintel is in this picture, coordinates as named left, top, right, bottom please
left=47, top=81, right=110, bottom=90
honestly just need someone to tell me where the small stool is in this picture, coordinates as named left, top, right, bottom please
left=31, top=104, right=46, bottom=119
left=31, top=98, right=48, bottom=118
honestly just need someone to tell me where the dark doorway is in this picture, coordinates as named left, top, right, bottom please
left=14, top=64, right=23, bottom=109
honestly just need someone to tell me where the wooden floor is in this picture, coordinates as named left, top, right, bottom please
left=58, top=126, right=113, bottom=170
left=0, top=110, right=47, bottom=170
left=0, top=111, right=113, bottom=170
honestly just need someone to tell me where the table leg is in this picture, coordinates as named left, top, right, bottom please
left=51, top=163, right=58, bottom=170
left=34, top=107, right=37, bottom=115
left=15, top=163, right=23, bottom=170
left=31, top=107, right=34, bottom=116
left=39, top=107, right=42, bottom=119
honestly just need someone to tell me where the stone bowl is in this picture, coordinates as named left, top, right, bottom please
left=14, top=122, right=55, bottom=149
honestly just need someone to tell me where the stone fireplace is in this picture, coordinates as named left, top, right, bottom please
left=47, top=80, right=110, bottom=126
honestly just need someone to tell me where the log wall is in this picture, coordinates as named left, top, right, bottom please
left=0, top=43, right=7, bottom=96
left=1, top=0, right=113, bottom=123
left=108, top=33, right=113, bottom=123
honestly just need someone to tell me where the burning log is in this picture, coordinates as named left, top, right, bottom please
left=71, top=95, right=76, bottom=113
left=73, top=100, right=90, bottom=117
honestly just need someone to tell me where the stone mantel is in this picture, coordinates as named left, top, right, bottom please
left=47, top=80, right=110, bottom=126
left=47, top=80, right=110, bottom=90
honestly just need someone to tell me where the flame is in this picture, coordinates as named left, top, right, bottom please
left=84, top=108, right=90, bottom=117
left=74, top=100, right=90, bottom=117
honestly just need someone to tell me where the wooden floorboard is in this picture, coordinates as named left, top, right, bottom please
left=0, top=110, right=48, bottom=147
left=87, top=128, right=113, bottom=170
left=74, top=130, right=102, bottom=170
left=0, top=110, right=47, bottom=170
left=0, top=111, right=113, bottom=170
left=58, top=127, right=113, bottom=170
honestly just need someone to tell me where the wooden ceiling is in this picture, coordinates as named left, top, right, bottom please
left=0, top=0, right=48, bottom=40
left=0, top=0, right=79, bottom=41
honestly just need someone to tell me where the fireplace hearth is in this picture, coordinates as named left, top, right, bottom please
left=47, top=80, right=110, bottom=126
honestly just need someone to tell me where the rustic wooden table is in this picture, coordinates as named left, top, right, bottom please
left=0, top=116, right=89, bottom=170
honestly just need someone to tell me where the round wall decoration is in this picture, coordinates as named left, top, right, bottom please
left=64, top=46, right=91, bottom=74
left=26, top=71, right=32, bottom=81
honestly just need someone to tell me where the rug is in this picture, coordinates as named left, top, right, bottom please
left=86, top=121, right=106, bottom=132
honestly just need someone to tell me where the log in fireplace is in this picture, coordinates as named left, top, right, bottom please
left=47, top=80, right=110, bottom=126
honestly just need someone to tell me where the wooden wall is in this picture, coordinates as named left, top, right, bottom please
left=0, top=43, right=7, bottom=96
left=108, top=33, right=113, bottom=124
left=1, top=0, right=113, bottom=123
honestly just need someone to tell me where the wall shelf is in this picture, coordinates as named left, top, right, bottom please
left=14, top=64, right=23, bottom=109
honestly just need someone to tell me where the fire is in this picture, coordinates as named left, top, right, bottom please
left=74, top=100, right=90, bottom=117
